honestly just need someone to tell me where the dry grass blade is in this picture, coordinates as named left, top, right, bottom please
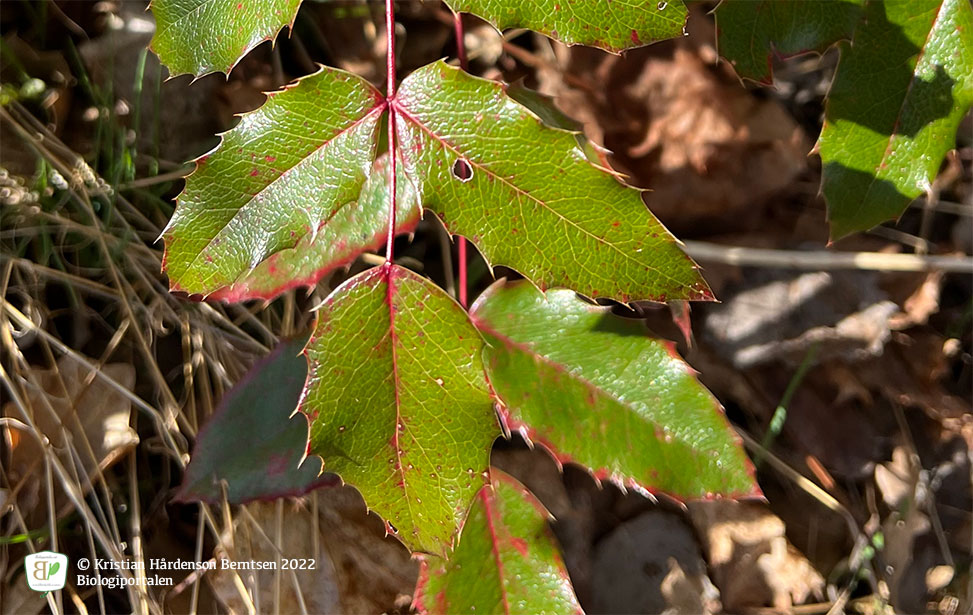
left=1, top=81, right=306, bottom=613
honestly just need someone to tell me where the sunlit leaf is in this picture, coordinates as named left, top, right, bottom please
left=393, top=61, right=711, bottom=303
left=211, top=154, right=419, bottom=301
left=819, top=0, right=973, bottom=239
left=162, top=67, right=385, bottom=300
left=150, top=0, right=303, bottom=77
left=414, top=471, right=582, bottom=615
left=446, top=0, right=687, bottom=52
left=301, top=264, right=499, bottom=555
left=471, top=280, right=757, bottom=498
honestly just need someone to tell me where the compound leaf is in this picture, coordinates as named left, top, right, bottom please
left=150, top=0, right=303, bottom=77
left=819, top=0, right=973, bottom=239
left=177, top=335, right=335, bottom=505
left=446, top=0, right=687, bottom=52
left=414, top=471, right=582, bottom=615
left=162, top=67, right=386, bottom=300
left=470, top=280, right=757, bottom=499
left=301, top=264, right=499, bottom=556
left=715, top=0, right=863, bottom=83
left=393, top=61, right=711, bottom=303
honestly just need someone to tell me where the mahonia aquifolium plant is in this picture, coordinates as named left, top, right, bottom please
left=156, top=0, right=973, bottom=610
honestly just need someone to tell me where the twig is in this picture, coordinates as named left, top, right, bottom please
left=454, top=10, right=469, bottom=308
left=119, top=165, right=194, bottom=190
left=683, top=241, right=973, bottom=273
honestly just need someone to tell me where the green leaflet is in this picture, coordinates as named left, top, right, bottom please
left=301, top=264, right=499, bottom=556
left=208, top=154, right=419, bottom=301
left=176, top=335, right=336, bottom=505
left=150, top=0, right=303, bottom=77
left=414, top=472, right=582, bottom=615
left=819, top=0, right=973, bottom=239
left=393, top=61, right=711, bottom=304
left=162, top=67, right=386, bottom=300
left=446, top=0, right=687, bottom=52
left=470, top=280, right=756, bottom=498
left=715, top=0, right=863, bottom=83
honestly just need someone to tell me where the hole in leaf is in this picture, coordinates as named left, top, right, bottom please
left=451, top=158, right=473, bottom=182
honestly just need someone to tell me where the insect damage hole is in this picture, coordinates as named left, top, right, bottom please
left=451, top=158, right=473, bottom=182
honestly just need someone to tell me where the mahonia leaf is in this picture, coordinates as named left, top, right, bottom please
left=212, top=154, right=419, bottom=301
left=470, top=280, right=757, bottom=498
left=301, top=264, right=499, bottom=556
left=715, top=0, right=863, bottom=83
left=446, top=0, right=687, bottom=52
left=819, top=0, right=973, bottom=240
left=393, top=61, right=711, bottom=303
left=414, top=471, right=582, bottom=615
left=176, top=335, right=336, bottom=505
left=162, top=66, right=386, bottom=300
left=150, top=0, right=303, bottom=77
left=504, top=81, right=607, bottom=166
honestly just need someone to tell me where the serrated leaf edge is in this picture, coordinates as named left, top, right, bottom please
left=161, top=65, right=387, bottom=300
left=297, top=263, right=497, bottom=556
left=148, top=0, right=304, bottom=80
left=393, top=62, right=713, bottom=304
left=470, top=278, right=760, bottom=501
left=412, top=470, right=582, bottom=615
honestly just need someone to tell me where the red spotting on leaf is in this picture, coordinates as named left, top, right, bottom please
left=510, top=537, right=529, bottom=557
left=472, top=281, right=757, bottom=499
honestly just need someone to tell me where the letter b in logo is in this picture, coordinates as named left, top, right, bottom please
left=25, top=551, right=68, bottom=592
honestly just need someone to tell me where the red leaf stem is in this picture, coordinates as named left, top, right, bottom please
left=385, top=0, right=398, bottom=263
left=454, top=10, right=469, bottom=308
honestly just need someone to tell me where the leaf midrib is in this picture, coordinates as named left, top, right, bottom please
left=479, top=488, right=512, bottom=615
left=177, top=103, right=384, bottom=288
left=856, top=1, right=947, bottom=217
left=472, top=316, right=708, bottom=486
left=391, top=100, right=690, bottom=294
left=384, top=267, right=414, bottom=531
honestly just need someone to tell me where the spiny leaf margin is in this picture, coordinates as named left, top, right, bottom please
left=393, top=61, right=712, bottom=304
left=150, top=0, right=303, bottom=78
left=300, top=263, right=499, bottom=556
left=470, top=279, right=758, bottom=499
left=819, top=0, right=973, bottom=239
left=715, top=0, right=863, bottom=84
left=446, top=0, right=688, bottom=53
left=414, top=471, right=583, bottom=615
left=162, top=65, right=386, bottom=300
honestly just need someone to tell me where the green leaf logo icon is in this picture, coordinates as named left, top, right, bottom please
left=47, top=562, right=59, bottom=578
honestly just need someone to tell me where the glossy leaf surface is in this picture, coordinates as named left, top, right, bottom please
left=163, top=67, right=385, bottom=300
left=177, top=335, right=335, bottom=504
left=393, top=62, right=710, bottom=303
left=446, top=0, right=687, bottom=52
left=150, top=0, right=302, bottom=77
left=301, top=264, right=498, bottom=555
left=819, top=0, right=973, bottom=239
left=716, top=0, right=862, bottom=83
left=414, top=472, right=582, bottom=615
left=214, top=154, right=419, bottom=301
left=471, top=280, right=756, bottom=498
